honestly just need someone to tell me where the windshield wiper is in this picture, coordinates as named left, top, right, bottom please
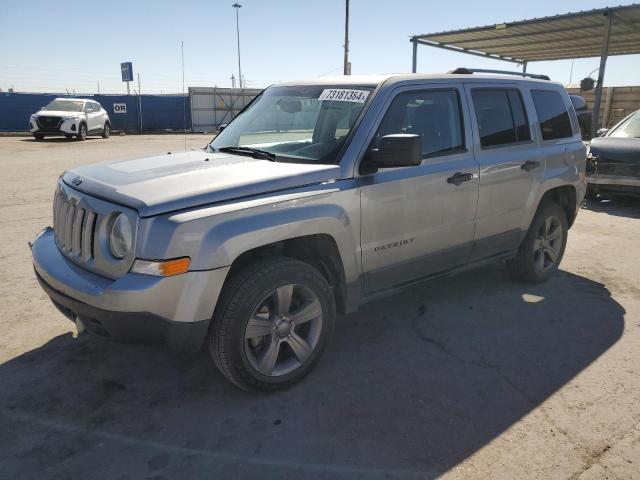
left=217, top=146, right=277, bottom=162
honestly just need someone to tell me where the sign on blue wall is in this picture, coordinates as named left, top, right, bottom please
left=120, top=62, right=133, bottom=82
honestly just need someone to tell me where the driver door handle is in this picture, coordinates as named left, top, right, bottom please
left=521, top=160, right=540, bottom=171
left=447, top=172, right=474, bottom=186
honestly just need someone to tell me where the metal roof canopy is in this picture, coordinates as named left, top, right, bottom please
left=410, top=4, right=640, bottom=136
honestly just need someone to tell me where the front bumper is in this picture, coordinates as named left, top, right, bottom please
left=32, top=227, right=230, bottom=352
left=586, top=173, right=640, bottom=188
left=30, top=117, right=80, bottom=135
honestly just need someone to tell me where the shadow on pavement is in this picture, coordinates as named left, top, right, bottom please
left=583, top=194, right=640, bottom=219
left=0, top=266, right=625, bottom=479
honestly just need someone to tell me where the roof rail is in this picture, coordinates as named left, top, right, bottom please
left=448, top=68, right=550, bottom=81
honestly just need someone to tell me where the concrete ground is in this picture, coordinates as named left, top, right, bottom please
left=0, top=134, right=639, bottom=479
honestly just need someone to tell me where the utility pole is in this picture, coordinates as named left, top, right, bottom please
left=97, top=81, right=100, bottom=94
left=343, top=0, right=350, bottom=75
left=137, top=73, right=143, bottom=133
left=233, top=3, right=243, bottom=88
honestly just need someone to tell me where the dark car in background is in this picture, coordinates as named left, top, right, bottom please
left=587, top=109, right=640, bottom=198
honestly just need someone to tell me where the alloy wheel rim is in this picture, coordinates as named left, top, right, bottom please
left=533, top=215, right=562, bottom=272
left=244, top=284, right=323, bottom=377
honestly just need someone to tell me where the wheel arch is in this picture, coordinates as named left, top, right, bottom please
left=537, top=185, right=578, bottom=227
left=226, top=234, right=350, bottom=313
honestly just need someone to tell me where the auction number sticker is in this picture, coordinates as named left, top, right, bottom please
left=318, top=89, right=369, bottom=103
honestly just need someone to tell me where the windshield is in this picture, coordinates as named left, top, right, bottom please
left=208, top=85, right=374, bottom=164
left=609, top=112, right=640, bottom=138
left=42, top=100, right=84, bottom=112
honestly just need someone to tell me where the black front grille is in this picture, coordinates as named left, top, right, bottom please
left=37, top=116, right=62, bottom=132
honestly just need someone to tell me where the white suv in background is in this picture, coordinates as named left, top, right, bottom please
left=29, top=98, right=111, bottom=141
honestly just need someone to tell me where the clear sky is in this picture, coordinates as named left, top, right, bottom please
left=1, top=0, right=638, bottom=94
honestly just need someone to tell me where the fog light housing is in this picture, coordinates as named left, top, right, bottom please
left=131, top=257, right=191, bottom=277
left=71, top=124, right=76, bottom=131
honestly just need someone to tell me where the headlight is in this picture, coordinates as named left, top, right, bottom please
left=109, top=213, right=132, bottom=259
left=62, top=116, right=78, bottom=122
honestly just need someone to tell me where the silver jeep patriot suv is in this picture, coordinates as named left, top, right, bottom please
left=31, top=71, right=586, bottom=391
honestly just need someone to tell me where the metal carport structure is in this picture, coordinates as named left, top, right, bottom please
left=410, top=4, right=640, bottom=136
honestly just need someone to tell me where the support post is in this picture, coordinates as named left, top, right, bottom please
left=522, top=61, right=527, bottom=73
left=411, top=39, right=417, bottom=73
left=592, top=11, right=612, bottom=138
left=602, top=86, right=614, bottom=128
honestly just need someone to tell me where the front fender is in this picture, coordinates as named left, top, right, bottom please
left=136, top=181, right=362, bottom=285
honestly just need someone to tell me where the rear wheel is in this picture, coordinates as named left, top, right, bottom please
left=508, top=202, right=568, bottom=283
left=208, top=257, right=335, bottom=391
left=76, top=123, right=87, bottom=141
left=101, top=123, right=111, bottom=138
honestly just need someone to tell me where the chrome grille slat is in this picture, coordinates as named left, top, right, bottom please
left=72, top=208, right=85, bottom=256
left=82, top=211, right=96, bottom=262
left=59, top=200, right=70, bottom=249
left=64, top=203, right=75, bottom=251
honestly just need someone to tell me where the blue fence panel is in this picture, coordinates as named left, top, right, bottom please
left=0, top=92, right=191, bottom=132
left=96, top=95, right=140, bottom=131
left=138, top=95, right=191, bottom=131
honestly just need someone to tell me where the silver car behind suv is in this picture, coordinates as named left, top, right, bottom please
left=31, top=71, right=586, bottom=391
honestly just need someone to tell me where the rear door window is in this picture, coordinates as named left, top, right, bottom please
left=531, top=90, right=573, bottom=140
left=471, top=88, right=531, bottom=148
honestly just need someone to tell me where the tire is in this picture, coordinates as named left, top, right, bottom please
left=76, top=123, right=87, bottom=141
left=208, top=257, right=335, bottom=392
left=508, top=201, right=568, bottom=283
left=101, top=122, right=111, bottom=138
left=33, top=134, right=44, bottom=140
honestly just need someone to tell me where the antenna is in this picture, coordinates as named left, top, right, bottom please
left=182, top=41, right=187, bottom=150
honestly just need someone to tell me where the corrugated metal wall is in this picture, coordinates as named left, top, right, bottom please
left=567, top=86, right=640, bottom=128
left=0, top=92, right=191, bottom=132
left=190, top=87, right=262, bottom=132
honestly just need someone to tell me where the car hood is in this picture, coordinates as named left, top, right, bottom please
left=590, top=137, right=640, bottom=164
left=35, top=110, right=83, bottom=117
left=62, top=150, right=342, bottom=217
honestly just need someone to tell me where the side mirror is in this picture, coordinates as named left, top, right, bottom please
left=363, top=134, right=422, bottom=171
left=596, top=128, right=609, bottom=137
left=218, top=123, right=228, bottom=132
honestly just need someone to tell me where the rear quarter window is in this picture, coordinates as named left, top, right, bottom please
left=531, top=90, right=573, bottom=140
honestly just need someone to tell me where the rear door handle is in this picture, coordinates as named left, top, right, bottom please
left=447, top=172, right=474, bottom=186
left=521, top=160, right=540, bottom=171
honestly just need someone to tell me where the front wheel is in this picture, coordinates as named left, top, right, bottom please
left=208, top=257, right=335, bottom=391
left=76, top=123, right=87, bottom=141
left=508, top=202, right=568, bottom=283
left=101, top=123, right=111, bottom=138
